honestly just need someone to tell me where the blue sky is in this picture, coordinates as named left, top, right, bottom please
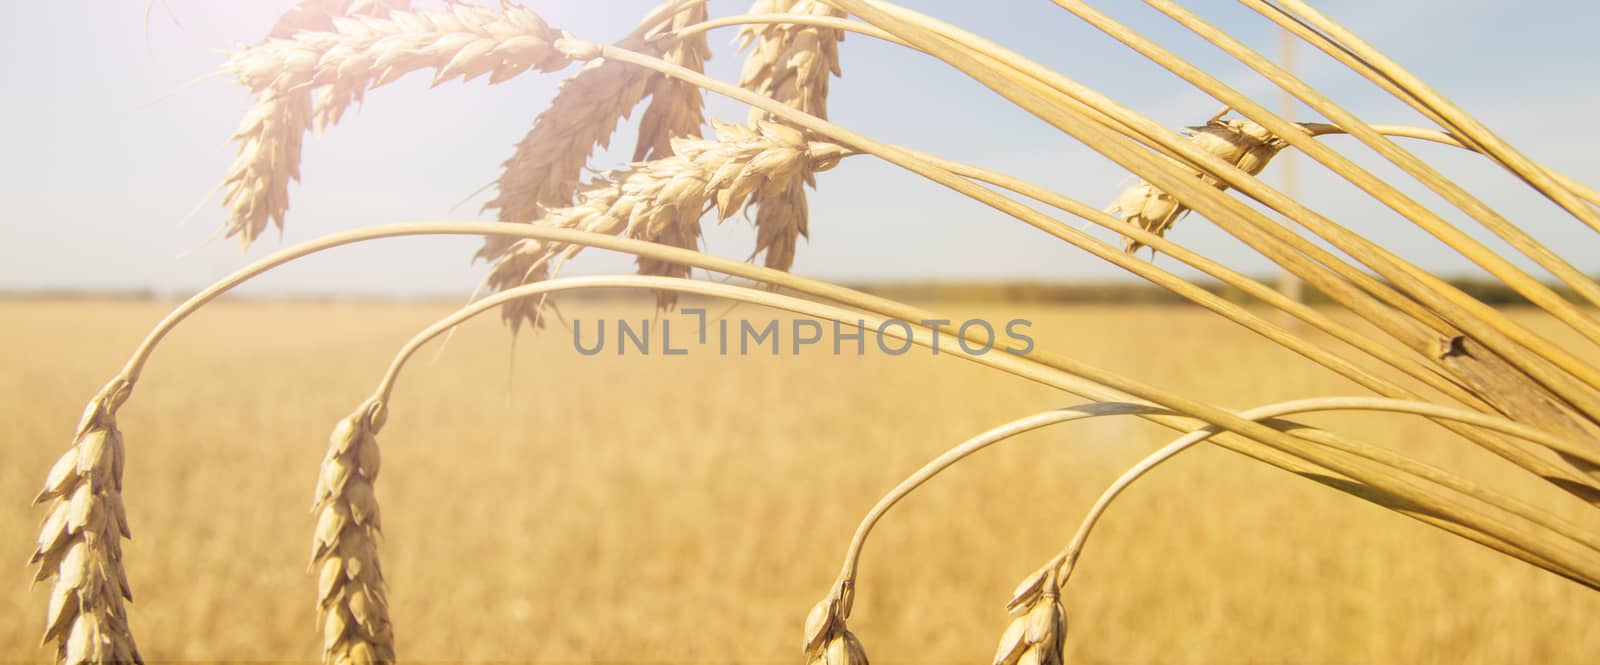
left=1, top=1, right=1596, bottom=297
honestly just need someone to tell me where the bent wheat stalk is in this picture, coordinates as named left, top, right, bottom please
left=812, top=395, right=1600, bottom=665
left=77, top=220, right=1588, bottom=587
left=827, top=398, right=1600, bottom=604
left=1042, top=397, right=1600, bottom=589
left=1257, top=0, right=1600, bottom=234
left=353, top=275, right=1600, bottom=662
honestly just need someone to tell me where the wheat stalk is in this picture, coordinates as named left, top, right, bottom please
left=221, top=3, right=571, bottom=245
left=30, top=379, right=141, bottom=665
left=568, top=41, right=1600, bottom=560
left=57, top=217, right=1600, bottom=665
left=311, top=399, right=393, bottom=665
left=485, top=121, right=850, bottom=324
left=823, top=1, right=1600, bottom=480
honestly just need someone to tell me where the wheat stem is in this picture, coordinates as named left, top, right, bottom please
left=831, top=0, right=1600, bottom=426
left=1141, top=0, right=1600, bottom=322
left=1304, top=124, right=1600, bottom=207
left=1049, top=396, right=1600, bottom=586
left=1036, top=0, right=1600, bottom=417
left=1264, top=0, right=1600, bottom=235
left=835, top=397, right=1600, bottom=601
left=99, top=235, right=1597, bottom=618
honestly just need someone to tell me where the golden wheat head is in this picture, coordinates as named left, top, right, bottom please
left=311, top=400, right=392, bottom=665
left=31, top=379, right=141, bottom=665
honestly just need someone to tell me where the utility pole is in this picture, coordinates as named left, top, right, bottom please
left=1277, top=27, right=1305, bottom=314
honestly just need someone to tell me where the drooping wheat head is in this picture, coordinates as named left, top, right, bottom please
left=31, top=379, right=141, bottom=665
left=634, top=1, right=711, bottom=162
left=1109, top=115, right=1289, bottom=253
left=476, top=42, right=656, bottom=260
left=736, top=0, right=845, bottom=271
left=222, top=3, right=571, bottom=246
left=802, top=584, right=868, bottom=665
left=485, top=121, right=849, bottom=324
left=992, top=568, right=1067, bottom=665
left=311, top=400, right=393, bottom=665
left=477, top=0, right=711, bottom=314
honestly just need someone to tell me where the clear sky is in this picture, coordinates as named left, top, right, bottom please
left=1, top=1, right=1596, bottom=297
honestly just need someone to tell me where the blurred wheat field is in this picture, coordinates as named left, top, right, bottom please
left=4, top=297, right=1600, bottom=664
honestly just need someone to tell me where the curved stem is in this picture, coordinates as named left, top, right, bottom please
left=836, top=403, right=1172, bottom=586
left=1266, top=0, right=1600, bottom=235
left=105, top=219, right=1600, bottom=584
left=114, top=222, right=927, bottom=385
left=848, top=0, right=1600, bottom=422
left=663, top=8, right=1597, bottom=461
left=1139, top=0, right=1600, bottom=318
left=1050, top=396, right=1600, bottom=583
left=1303, top=123, right=1600, bottom=207
left=836, top=396, right=1600, bottom=598
left=195, top=33, right=1600, bottom=580
left=1041, top=0, right=1600, bottom=400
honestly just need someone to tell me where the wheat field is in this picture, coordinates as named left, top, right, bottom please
left=5, top=296, right=1599, bottom=664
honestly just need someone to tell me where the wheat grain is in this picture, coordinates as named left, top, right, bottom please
left=312, top=400, right=393, bottom=665
left=992, top=568, right=1066, bottom=665
left=1109, top=116, right=1289, bottom=254
left=221, top=4, right=571, bottom=245
left=802, top=587, right=868, bottom=665
left=486, top=121, right=850, bottom=325
left=31, top=379, right=141, bottom=665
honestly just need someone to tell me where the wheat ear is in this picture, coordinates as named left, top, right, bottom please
left=634, top=1, right=711, bottom=161
left=485, top=121, right=850, bottom=324
left=801, top=582, right=869, bottom=665
left=312, top=399, right=393, bottom=665
left=30, top=379, right=141, bottom=665
left=221, top=4, right=571, bottom=245
left=1109, top=115, right=1290, bottom=254
left=477, top=41, right=658, bottom=261
left=478, top=0, right=707, bottom=265
left=993, top=569, right=1067, bottom=665
left=737, top=0, right=844, bottom=270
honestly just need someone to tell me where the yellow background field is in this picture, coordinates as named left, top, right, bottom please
left=4, top=298, right=1599, bottom=663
